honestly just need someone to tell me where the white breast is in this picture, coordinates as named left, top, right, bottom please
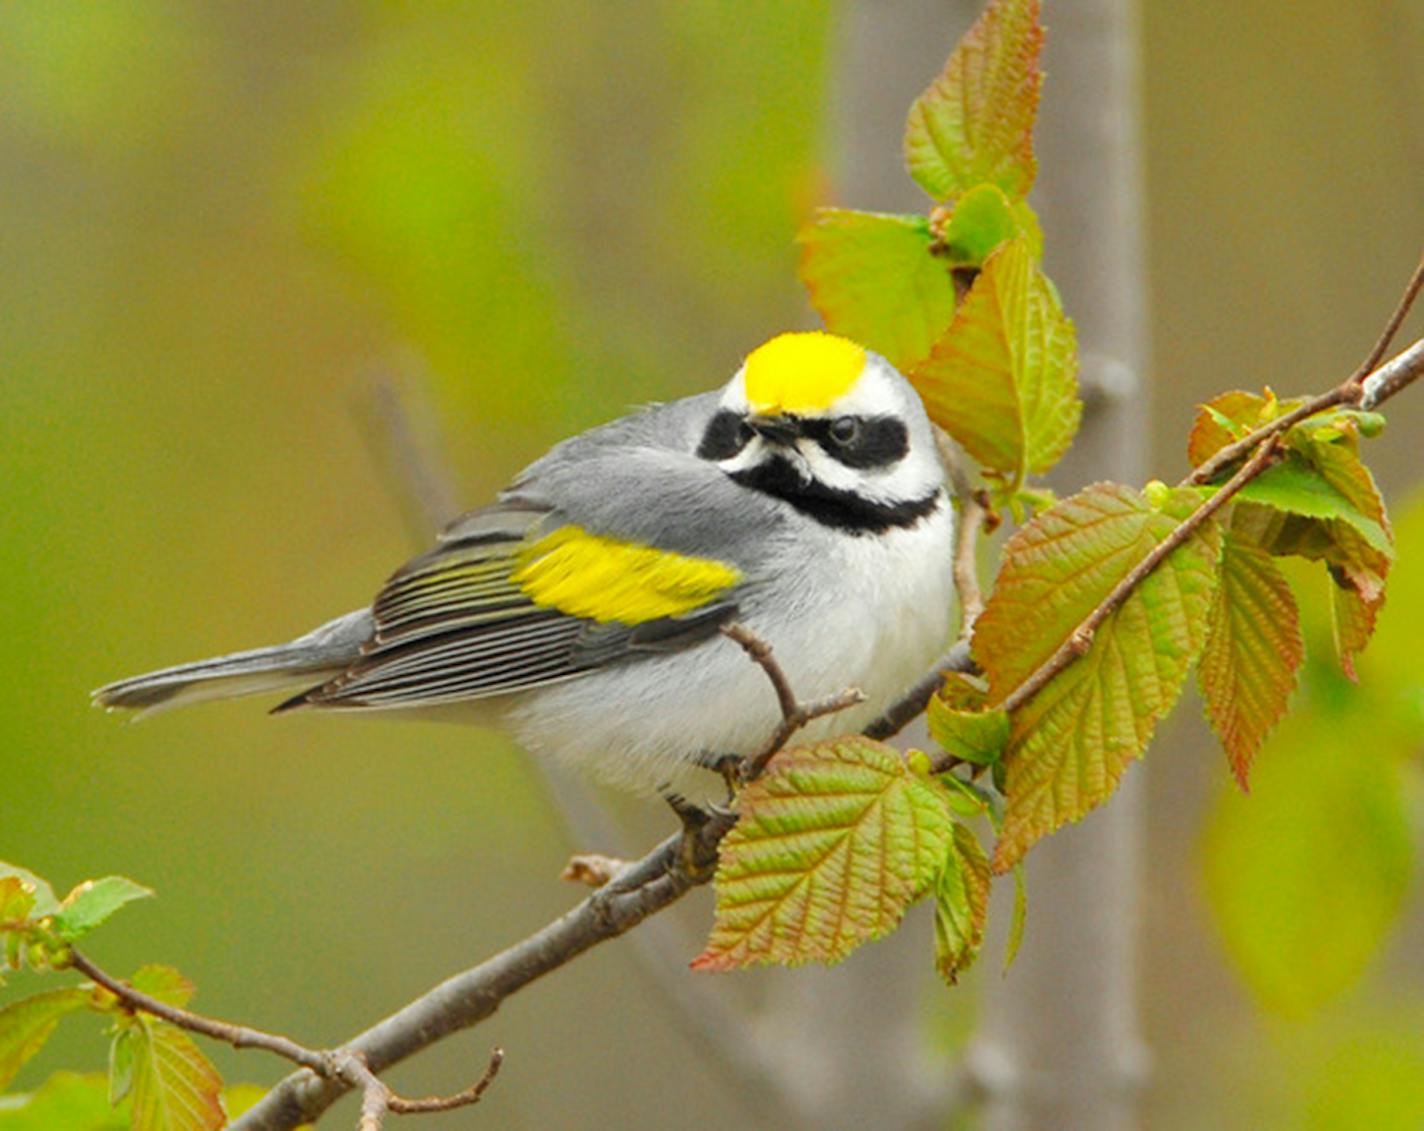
left=505, top=500, right=956, bottom=793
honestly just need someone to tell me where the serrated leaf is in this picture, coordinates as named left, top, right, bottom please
left=911, top=239, right=1079, bottom=485
left=126, top=968, right=194, bottom=1011
left=0, top=1072, right=128, bottom=1130
left=1203, top=709, right=1413, bottom=1016
left=797, top=208, right=957, bottom=372
left=692, top=738, right=954, bottom=971
left=904, top=0, right=1042, bottom=201
left=933, top=823, right=991, bottom=985
left=0, top=989, right=91, bottom=1091
left=1331, top=582, right=1383, bottom=682
left=51, top=878, right=152, bottom=944
left=129, top=1021, right=224, bottom=1131
left=1198, top=529, right=1304, bottom=790
left=975, top=483, right=1222, bottom=869
left=0, top=869, right=58, bottom=921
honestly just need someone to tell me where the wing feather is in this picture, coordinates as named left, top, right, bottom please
left=290, top=502, right=741, bottom=710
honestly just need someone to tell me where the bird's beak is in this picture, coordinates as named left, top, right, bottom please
left=746, top=414, right=800, bottom=445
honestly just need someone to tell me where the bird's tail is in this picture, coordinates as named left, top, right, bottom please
left=92, top=609, right=372, bottom=717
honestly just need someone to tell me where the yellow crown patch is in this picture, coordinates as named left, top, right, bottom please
left=743, top=332, right=866, bottom=415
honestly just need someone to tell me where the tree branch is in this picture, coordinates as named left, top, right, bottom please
left=998, top=437, right=1280, bottom=717
left=66, top=949, right=502, bottom=1131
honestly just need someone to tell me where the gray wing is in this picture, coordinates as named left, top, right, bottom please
left=288, top=397, right=765, bottom=710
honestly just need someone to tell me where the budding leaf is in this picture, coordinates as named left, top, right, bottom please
left=797, top=209, right=958, bottom=372
left=927, top=676, right=1008, bottom=767
left=912, top=239, right=1080, bottom=487
left=904, top=0, right=1043, bottom=201
left=976, top=483, right=1222, bottom=870
left=129, top=1020, right=224, bottom=1131
left=933, top=823, right=992, bottom=985
left=0, top=866, right=58, bottom=921
left=1186, top=390, right=1290, bottom=467
left=693, top=739, right=953, bottom=971
left=1197, top=529, right=1304, bottom=789
left=934, top=183, right=1041, bottom=267
left=0, top=989, right=92, bottom=1091
left=51, top=878, right=153, bottom=944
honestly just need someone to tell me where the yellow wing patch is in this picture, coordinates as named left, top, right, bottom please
left=743, top=331, right=867, bottom=414
left=512, top=526, right=742, bottom=624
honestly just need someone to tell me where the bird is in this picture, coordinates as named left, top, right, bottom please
left=94, top=331, right=955, bottom=793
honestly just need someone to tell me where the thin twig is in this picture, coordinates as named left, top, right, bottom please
left=1360, top=336, right=1424, bottom=411
left=719, top=623, right=866, bottom=782
left=1346, top=251, right=1424, bottom=385
left=934, top=425, right=989, bottom=640
left=999, top=438, right=1282, bottom=717
left=67, top=949, right=326, bottom=1072
left=68, top=948, right=503, bottom=1131
left=863, top=640, right=977, bottom=742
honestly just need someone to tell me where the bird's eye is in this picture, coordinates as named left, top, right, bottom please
left=829, top=416, right=861, bottom=446
left=737, top=419, right=755, bottom=444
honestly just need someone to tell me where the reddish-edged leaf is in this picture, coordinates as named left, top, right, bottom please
left=0, top=989, right=91, bottom=1091
left=904, top=0, right=1043, bottom=201
left=692, top=739, right=953, bottom=971
left=1198, top=529, right=1304, bottom=789
left=1186, top=391, right=1276, bottom=467
left=797, top=208, right=957, bottom=372
left=1332, top=583, right=1384, bottom=682
left=129, top=1020, right=224, bottom=1131
left=933, top=183, right=1042, bottom=267
left=975, top=483, right=1221, bottom=869
left=911, top=239, right=1079, bottom=485
left=932, top=823, right=992, bottom=985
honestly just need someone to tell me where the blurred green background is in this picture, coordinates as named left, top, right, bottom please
left=2, top=3, right=1421, bottom=1129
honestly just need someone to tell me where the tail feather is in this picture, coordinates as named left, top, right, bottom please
left=93, top=609, right=373, bottom=717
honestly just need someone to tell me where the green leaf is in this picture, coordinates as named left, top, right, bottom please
left=797, top=209, right=957, bottom=372
left=932, top=823, right=991, bottom=985
left=1197, top=528, right=1304, bottom=789
left=109, top=1026, right=136, bottom=1107
left=903, top=0, right=1043, bottom=201
left=0, top=869, right=58, bottom=921
left=911, top=239, right=1079, bottom=486
left=0, top=1072, right=128, bottom=1131
left=126, top=968, right=194, bottom=1011
left=0, top=989, right=92, bottom=1091
left=692, top=738, right=954, bottom=971
left=1202, top=708, right=1413, bottom=1016
left=927, top=675, right=1008, bottom=767
left=1235, top=456, right=1392, bottom=557
left=933, top=183, right=1039, bottom=267
left=975, top=483, right=1222, bottom=869
left=129, top=1021, right=224, bottom=1131
left=51, top=878, right=153, bottom=944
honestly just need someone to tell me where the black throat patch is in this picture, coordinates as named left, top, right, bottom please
left=729, top=457, right=941, bottom=535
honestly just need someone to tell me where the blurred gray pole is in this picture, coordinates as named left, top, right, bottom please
left=970, top=1, right=1151, bottom=1129
left=825, top=2, right=1151, bottom=1129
